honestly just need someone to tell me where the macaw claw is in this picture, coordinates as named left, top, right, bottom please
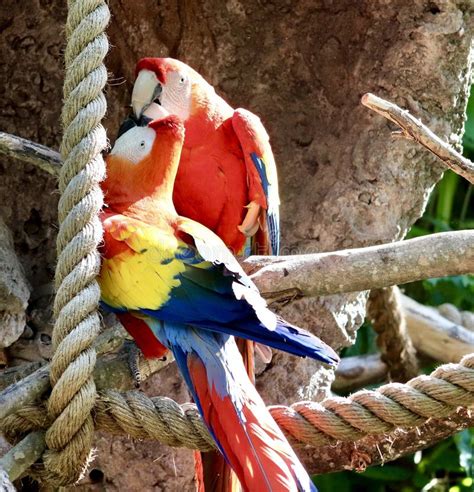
left=127, top=342, right=143, bottom=388
left=238, top=201, right=261, bottom=237
left=255, top=343, right=273, bottom=364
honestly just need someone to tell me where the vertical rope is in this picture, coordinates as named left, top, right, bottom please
left=42, top=0, right=110, bottom=485
left=367, top=286, right=419, bottom=382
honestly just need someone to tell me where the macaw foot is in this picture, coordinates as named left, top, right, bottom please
left=238, top=201, right=261, bottom=237
left=127, top=342, right=143, bottom=388
left=125, top=341, right=169, bottom=388
left=255, top=343, right=272, bottom=364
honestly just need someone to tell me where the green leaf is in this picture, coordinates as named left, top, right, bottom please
left=360, top=465, right=413, bottom=481
left=340, top=322, right=378, bottom=357
left=435, top=171, right=460, bottom=228
left=455, top=429, right=474, bottom=478
left=421, top=275, right=474, bottom=311
left=312, top=471, right=352, bottom=491
left=463, top=85, right=474, bottom=156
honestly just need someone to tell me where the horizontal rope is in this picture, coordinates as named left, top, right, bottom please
left=3, top=353, right=474, bottom=455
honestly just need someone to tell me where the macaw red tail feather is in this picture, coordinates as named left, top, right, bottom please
left=167, top=329, right=316, bottom=492
left=195, top=338, right=254, bottom=492
left=236, top=338, right=255, bottom=383
left=194, top=450, right=238, bottom=492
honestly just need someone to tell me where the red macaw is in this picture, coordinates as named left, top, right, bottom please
left=99, top=116, right=338, bottom=492
left=124, top=57, right=280, bottom=489
left=129, top=57, right=279, bottom=258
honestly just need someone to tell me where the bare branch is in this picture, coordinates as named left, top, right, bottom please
left=0, top=431, right=45, bottom=482
left=403, top=294, right=474, bottom=363
left=361, top=93, right=474, bottom=184
left=0, top=366, right=50, bottom=423
left=246, top=230, right=474, bottom=300
left=0, top=132, right=61, bottom=176
left=333, top=354, right=387, bottom=393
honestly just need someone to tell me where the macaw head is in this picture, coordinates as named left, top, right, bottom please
left=104, top=115, right=185, bottom=209
left=131, top=57, right=213, bottom=123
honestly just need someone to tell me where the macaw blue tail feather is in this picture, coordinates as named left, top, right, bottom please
left=158, top=322, right=317, bottom=492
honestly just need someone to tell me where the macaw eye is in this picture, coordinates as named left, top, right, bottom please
left=140, top=141, right=145, bottom=148
left=179, top=76, right=185, bottom=84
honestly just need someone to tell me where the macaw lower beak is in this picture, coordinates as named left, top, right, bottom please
left=132, top=69, right=163, bottom=120
left=116, top=114, right=154, bottom=140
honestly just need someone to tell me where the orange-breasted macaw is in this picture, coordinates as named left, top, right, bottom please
left=123, top=57, right=281, bottom=490
left=99, top=116, right=339, bottom=492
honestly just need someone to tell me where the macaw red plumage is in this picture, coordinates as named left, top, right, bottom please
left=99, top=116, right=338, bottom=492
left=131, top=57, right=280, bottom=258
left=127, top=58, right=280, bottom=490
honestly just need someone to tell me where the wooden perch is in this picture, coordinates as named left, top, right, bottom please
left=0, top=325, right=173, bottom=422
left=333, top=295, right=474, bottom=393
left=402, top=294, right=474, bottom=363
left=0, top=431, right=45, bottom=482
left=247, top=230, right=474, bottom=300
left=361, top=93, right=474, bottom=184
left=333, top=354, right=387, bottom=392
left=0, top=132, right=62, bottom=176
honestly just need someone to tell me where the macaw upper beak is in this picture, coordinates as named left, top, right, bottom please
left=132, top=69, right=163, bottom=120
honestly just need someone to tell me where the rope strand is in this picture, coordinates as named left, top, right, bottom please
left=37, top=0, right=109, bottom=485
left=4, top=353, right=474, bottom=457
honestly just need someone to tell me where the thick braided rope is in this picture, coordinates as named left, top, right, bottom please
left=95, top=354, right=474, bottom=446
left=5, top=354, right=474, bottom=454
left=41, top=0, right=109, bottom=485
left=368, top=287, right=418, bottom=382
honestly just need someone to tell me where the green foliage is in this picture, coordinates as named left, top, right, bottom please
left=341, top=322, right=378, bottom=358
left=316, top=88, right=474, bottom=491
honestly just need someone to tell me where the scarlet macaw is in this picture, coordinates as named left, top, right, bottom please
left=129, top=57, right=279, bottom=258
left=124, top=58, right=282, bottom=489
left=99, top=116, right=338, bottom=492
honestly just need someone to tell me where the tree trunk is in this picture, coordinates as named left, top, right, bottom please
left=0, top=0, right=472, bottom=489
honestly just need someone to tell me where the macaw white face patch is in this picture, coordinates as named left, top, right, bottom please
left=160, top=70, right=192, bottom=121
left=109, top=126, right=155, bottom=165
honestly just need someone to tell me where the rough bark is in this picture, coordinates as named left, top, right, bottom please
left=0, top=218, right=29, bottom=349
left=0, top=0, right=473, bottom=489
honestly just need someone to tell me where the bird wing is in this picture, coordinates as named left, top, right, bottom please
left=99, top=213, right=338, bottom=365
left=232, top=108, right=280, bottom=255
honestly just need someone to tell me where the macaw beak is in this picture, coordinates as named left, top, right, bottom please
left=132, top=69, right=163, bottom=120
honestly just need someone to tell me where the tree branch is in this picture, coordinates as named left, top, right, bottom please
left=333, top=354, right=388, bottom=393
left=0, top=132, right=62, bottom=176
left=361, top=93, right=474, bottom=184
left=0, top=431, right=45, bottom=482
left=246, top=230, right=474, bottom=300
left=402, top=294, right=474, bottom=363
left=0, top=325, right=172, bottom=422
